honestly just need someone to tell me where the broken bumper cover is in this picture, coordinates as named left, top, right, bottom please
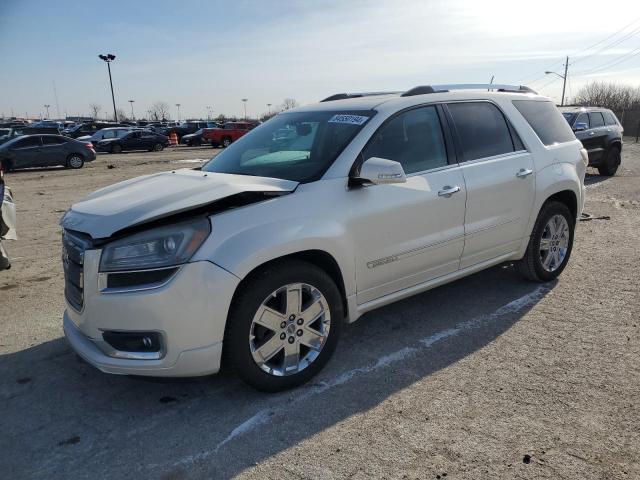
left=63, top=259, right=240, bottom=377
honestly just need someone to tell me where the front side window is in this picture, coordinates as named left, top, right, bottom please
left=575, top=113, right=589, bottom=128
left=362, top=106, right=447, bottom=174
left=203, top=110, right=374, bottom=182
left=12, top=136, right=41, bottom=149
left=512, top=100, right=576, bottom=146
left=589, top=112, right=605, bottom=128
left=448, top=102, right=514, bottom=161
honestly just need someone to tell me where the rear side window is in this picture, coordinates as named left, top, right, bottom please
left=447, top=102, right=514, bottom=161
left=363, top=105, right=447, bottom=174
left=603, top=111, right=618, bottom=126
left=512, top=100, right=575, bottom=146
left=42, top=136, right=66, bottom=145
left=589, top=112, right=605, bottom=128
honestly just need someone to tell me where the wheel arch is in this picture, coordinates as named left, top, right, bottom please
left=229, top=249, right=349, bottom=323
left=544, top=189, right=578, bottom=221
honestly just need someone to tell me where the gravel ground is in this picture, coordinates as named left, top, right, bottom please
left=0, top=142, right=638, bottom=479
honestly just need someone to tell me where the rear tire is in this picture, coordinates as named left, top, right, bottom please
left=597, top=146, right=620, bottom=176
left=518, top=201, right=574, bottom=282
left=225, top=260, right=343, bottom=392
left=222, top=137, right=232, bottom=148
left=153, top=143, right=164, bottom=152
left=66, top=154, right=84, bottom=169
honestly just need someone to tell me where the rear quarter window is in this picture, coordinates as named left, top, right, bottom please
left=603, top=111, right=618, bottom=126
left=512, top=100, right=575, bottom=146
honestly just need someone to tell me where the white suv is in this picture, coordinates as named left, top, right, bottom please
left=61, top=84, right=587, bottom=391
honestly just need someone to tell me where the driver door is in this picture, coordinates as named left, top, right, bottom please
left=351, top=105, right=467, bottom=305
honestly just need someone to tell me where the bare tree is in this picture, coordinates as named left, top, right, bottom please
left=574, top=82, right=640, bottom=113
left=89, top=103, right=102, bottom=119
left=280, top=98, right=299, bottom=111
left=116, top=108, right=129, bottom=122
left=147, top=101, right=171, bottom=122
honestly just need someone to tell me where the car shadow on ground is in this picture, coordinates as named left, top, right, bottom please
left=0, top=263, right=554, bottom=479
left=584, top=171, right=611, bottom=186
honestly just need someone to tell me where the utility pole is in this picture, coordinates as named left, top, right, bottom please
left=98, top=54, right=118, bottom=121
left=44, top=104, right=50, bottom=119
left=128, top=99, right=135, bottom=120
left=545, top=56, right=569, bottom=106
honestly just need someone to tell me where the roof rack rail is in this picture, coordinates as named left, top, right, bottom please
left=320, top=91, right=402, bottom=102
left=401, top=84, right=537, bottom=97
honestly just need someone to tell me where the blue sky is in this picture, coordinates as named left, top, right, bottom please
left=1, top=0, right=639, bottom=120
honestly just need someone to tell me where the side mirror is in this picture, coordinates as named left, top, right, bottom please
left=352, top=157, right=407, bottom=185
left=573, top=122, right=588, bottom=132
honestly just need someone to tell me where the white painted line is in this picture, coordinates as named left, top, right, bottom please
left=171, top=285, right=549, bottom=468
left=171, top=159, right=206, bottom=164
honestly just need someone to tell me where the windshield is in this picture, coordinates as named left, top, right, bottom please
left=202, top=111, right=374, bottom=182
left=0, top=129, right=9, bottom=136
left=562, top=112, right=574, bottom=124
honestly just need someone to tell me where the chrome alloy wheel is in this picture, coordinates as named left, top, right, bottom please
left=539, top=214, right=570, bottom=272
left=249, top=283, right=331, bottom=376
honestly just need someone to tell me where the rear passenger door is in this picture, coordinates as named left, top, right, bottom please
left=445, top=101, right=535, bottom=269
left=353, top=105, right=467, bottom=304
left=586, top=112, right=608, bottom=163
left=41, top=136, right=68, bottom=166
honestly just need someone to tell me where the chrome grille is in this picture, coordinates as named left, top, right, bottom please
left=62, top=230, right=91, bottom=311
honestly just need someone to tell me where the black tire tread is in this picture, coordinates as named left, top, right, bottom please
left=518, top=201, right=574, bottom=283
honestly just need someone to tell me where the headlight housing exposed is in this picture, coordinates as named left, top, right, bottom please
left=99, top=217, right=211, bottom=272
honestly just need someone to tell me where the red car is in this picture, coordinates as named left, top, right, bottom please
left=203, top=121, right=256, bottom=148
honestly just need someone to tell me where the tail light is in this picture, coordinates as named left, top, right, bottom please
left=86, top=142, right=94, bottom=150
left=579, top=148, right=589, bottom=166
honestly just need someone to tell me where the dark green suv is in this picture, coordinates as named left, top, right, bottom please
left=560, top=107, right=623, bottom=176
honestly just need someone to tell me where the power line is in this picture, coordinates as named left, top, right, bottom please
left=570, top=16, right=640, bottom=59
left=573, top=46, right=640, bottom=76
left=572, top=24, right=640, bottom=65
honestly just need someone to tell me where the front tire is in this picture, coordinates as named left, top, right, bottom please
left=66, top=154, right=84, bottom=169
left=222, top=136, right=232, bottom=148
left=153, top=143, right=164, bottom=151
left=597, top=146, right=620, bottom=176
left=518, top=201, right=575, bottom=282
left=225, top=260, right=343, bottom=392
left=111, top=144, right=122, bottom=154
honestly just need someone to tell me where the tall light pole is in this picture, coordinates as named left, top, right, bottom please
left=128, top=99, right=135, bottom=121
left=267, top=103, right=272, bottom=116
left=98, top=54, right=118, bottom=121
left=44, top=104, right=50, bottom=119
left=206, top=105, right=212, bottom=120
left=175, top=103, right=181, bottom=122
left=241, top=98, right=248, bottom=120
left=545, top=55, right=569, bottom=106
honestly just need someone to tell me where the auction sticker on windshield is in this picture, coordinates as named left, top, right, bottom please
left=328, top=114, right=369, bottom=125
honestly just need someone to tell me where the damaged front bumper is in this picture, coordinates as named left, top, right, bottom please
left=63, top=251, right=240, bottom=377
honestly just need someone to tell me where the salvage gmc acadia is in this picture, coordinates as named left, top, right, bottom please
left=61, top=84, right=587, bottom=391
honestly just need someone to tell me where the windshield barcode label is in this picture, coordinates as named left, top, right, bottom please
left=328, top=114, right=369, bottom=125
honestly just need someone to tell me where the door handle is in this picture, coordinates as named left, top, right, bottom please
left=516, top=168, right=533, bottom=178
left=589, top=131, right=595, bottom=136
left=438, top=185, right=461, bottom=197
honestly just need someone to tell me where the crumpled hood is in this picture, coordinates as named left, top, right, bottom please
left=60, top=169, right=298, bottom=238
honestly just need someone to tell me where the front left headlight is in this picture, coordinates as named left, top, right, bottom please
left=99, top=217, right=211, bottom=272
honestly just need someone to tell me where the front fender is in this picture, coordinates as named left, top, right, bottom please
left=192, top=181, right=357, bottom=298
